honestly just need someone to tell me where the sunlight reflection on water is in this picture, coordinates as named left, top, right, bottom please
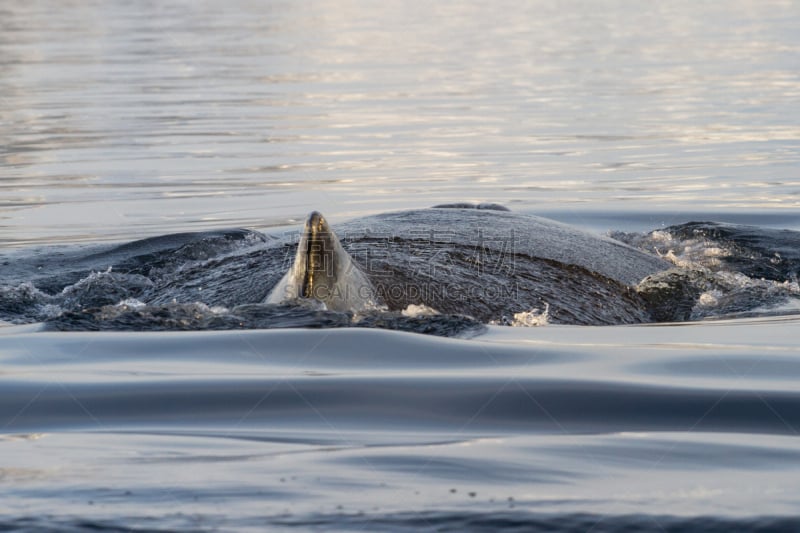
left=0, top=0, right=799, bottom=245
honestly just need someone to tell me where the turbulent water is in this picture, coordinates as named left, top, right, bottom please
left=2, top=0, right=800, bottom=531
left=1, top=209, right=799, bottom=331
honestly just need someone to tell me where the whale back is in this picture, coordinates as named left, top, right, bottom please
left=339, top=208, right=668, bottom=285
left=334, top=208, right=670, bottom=324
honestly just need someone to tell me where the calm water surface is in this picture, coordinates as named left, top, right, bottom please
left=1, top=0, right=799, bottom=244
left=2, top=0, right=800, bottom=531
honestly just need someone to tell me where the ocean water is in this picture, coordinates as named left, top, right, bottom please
left=2, top=0, right=800, bottom=531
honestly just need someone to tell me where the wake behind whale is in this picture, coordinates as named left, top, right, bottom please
left=1, top=206, right=798, bottom=334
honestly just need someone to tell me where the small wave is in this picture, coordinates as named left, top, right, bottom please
left=614, top=222, right=800, bottom=283
left=0, top=282, right=58, bottom=324
left=268, top=511, right=800, bottom=532
left=614, top=223, right=800, bottom=323
left=4, top=511, right=795, bottom=532
left=59, top=268, right=154, bottom=309
left=45, top=301, right=484, bottom=337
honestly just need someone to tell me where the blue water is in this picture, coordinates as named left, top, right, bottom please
left=2, top=0, right=800, bottom=531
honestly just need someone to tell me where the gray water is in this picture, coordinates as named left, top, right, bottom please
left=2, top=0, right=800, bottom=531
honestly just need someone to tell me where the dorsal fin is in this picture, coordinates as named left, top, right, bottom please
left=265, top=212, right=383, bottom=312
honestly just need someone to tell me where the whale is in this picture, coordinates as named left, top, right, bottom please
left=266, top=206, right=672, bottom=325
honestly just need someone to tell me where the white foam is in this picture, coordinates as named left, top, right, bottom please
left=401, top=304, right=440, bottom=317
left=696, top=290, right=722, bottom=308
left=38, top=304, right=64, bottom=318
left=117, top=298, right=147, bottom=310
left=1, top=282, right=49, bottom=299
left=510, top=303, right=550, bottom=327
